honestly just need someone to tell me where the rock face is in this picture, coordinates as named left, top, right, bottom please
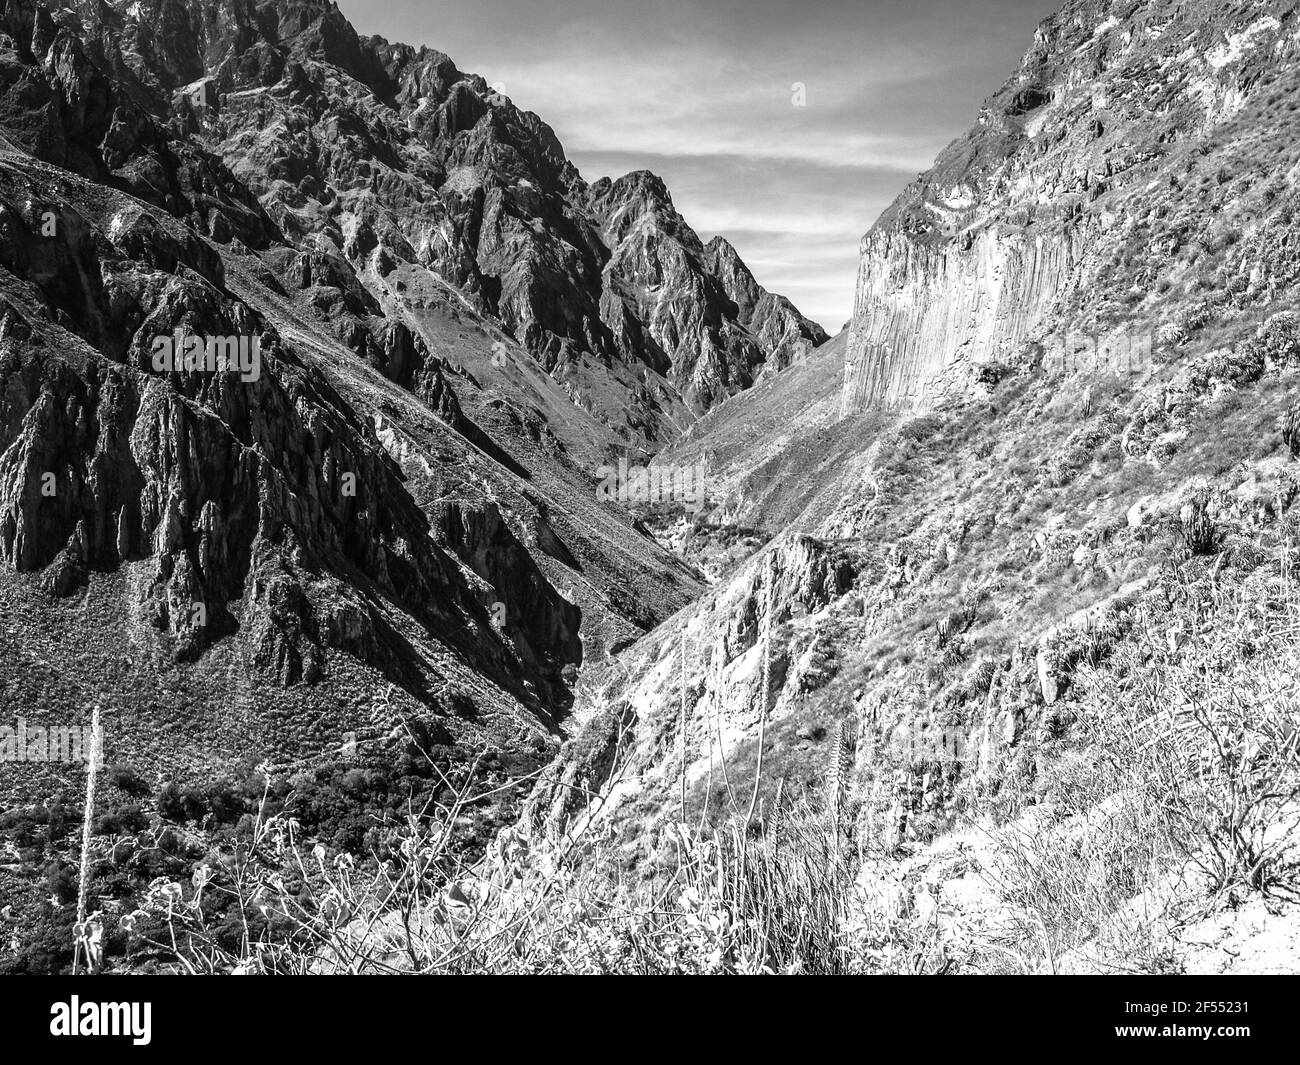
left=841, top=0, right=1300, bottom=412
left=587, top=172, right=827, bottom=411
left=1, top=0, right=823, bottom=448
left=842, top=225, right=1085, bottom=410
left=0, top=148, right=551, bottom=699
left=527, top=0, right=1300, bottom=873
left=0, top=0, right=767, bottom=783
left=704, top=236, right=827, bottom=378
left=520, top=534, right=859, bottom=843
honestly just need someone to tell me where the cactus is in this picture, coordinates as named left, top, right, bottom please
left=825, top=715, right=858, bottom=836
left=1180, top=489, right=1217, bottom=555
left=1283, top=398, right=1300, bottom=458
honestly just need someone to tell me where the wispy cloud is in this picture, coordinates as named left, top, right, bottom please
left=343, top=0, right=1055, bottom=330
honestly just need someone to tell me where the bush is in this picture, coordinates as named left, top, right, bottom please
left=1084, top=571, right=1300, bottom=895
left=105, top=764, right=150, bottom=798
left=94, top=804, right=148, bottom=836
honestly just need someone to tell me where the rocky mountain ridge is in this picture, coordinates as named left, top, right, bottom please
left=841, top=0, right=1298, bottom=412
left=42, top=0, right=824, bottom=443
left=529, top=2, right=1300, bottom=975
left=0, top=0, right=827, bottom=848
left=0, top=0, right=828, bottom=785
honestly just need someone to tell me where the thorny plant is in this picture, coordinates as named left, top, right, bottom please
left=119, top=703, right=873, bottom=974
left=100, top=542, right=1300, bottom=975
left=980, top=539, right=1300, bottom=971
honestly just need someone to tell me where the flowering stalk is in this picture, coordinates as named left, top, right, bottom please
left=745, top=553, right=775, bottom=827
left=73, top=704, right=102, bottom=974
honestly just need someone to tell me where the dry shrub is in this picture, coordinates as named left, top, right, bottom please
left=977, top=543, right=1300, bottom=971
left=1088, top=589, right=1300, bottom=895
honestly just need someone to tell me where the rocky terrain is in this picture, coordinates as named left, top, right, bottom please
left=841, top=0, right=1300, bottom=412
left=2, top=0, right=1299, bottom=976
left=520, top=0, right=1300, bottom=974
left=0, top=0, right=825, bottom=971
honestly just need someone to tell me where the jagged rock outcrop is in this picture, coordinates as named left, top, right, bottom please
left=704, top=235, right=827, bottom=376
left=0, top=155, right=497, bottom=682
left=519, top=534, right=863, bottom=842
left=0, top=0, right=281, bottom=246
left=6, top=0, right=823, bottom=449
left=0, top=0, right=734, bottom=788
left=842, top=0, right=1300, bottom=412
left=588, top=172, right=827, bottom=411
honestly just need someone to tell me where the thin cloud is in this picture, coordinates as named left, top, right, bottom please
left=341, top=0, right=1052, bottom=328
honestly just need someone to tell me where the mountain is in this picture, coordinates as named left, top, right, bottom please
left=0, top=0, right=829, bottom=744
left=525, top=0, right=1300, bottom=970
left=0, top=0, right=828, bottom=947
left=586, top=173, right=826, bottom=410
left=5, top=0, right=1298, bottom=976
left=840, top=0, right=1298, bottom=413
left=13, top=0, right=823, bottom=445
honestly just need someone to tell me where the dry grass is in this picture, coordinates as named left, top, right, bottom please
left=105, top=540, right=1300, bottom=975
left=115, top=789, right=866, bottom=974
left=978, top=541, right=1300, bottom=972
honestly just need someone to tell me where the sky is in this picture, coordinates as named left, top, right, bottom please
left=337, top=0, right=1057, bottom=332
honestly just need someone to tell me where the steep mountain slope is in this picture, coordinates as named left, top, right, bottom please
left=0, top=0, right=830, bottom=969
left=39, top=0, right=824, bottom=447
left=840, top=0, right=1300, bottom=412
left=528, top=0, right=1300, bottom=965
left=0, top=0, right=831, bottom=956
left=0, top=0, right=830, bottom=788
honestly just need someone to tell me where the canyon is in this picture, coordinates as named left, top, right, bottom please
left=1, top=0, right=1299, bottom=974
left=521, top=0, right=1300, bottom=971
